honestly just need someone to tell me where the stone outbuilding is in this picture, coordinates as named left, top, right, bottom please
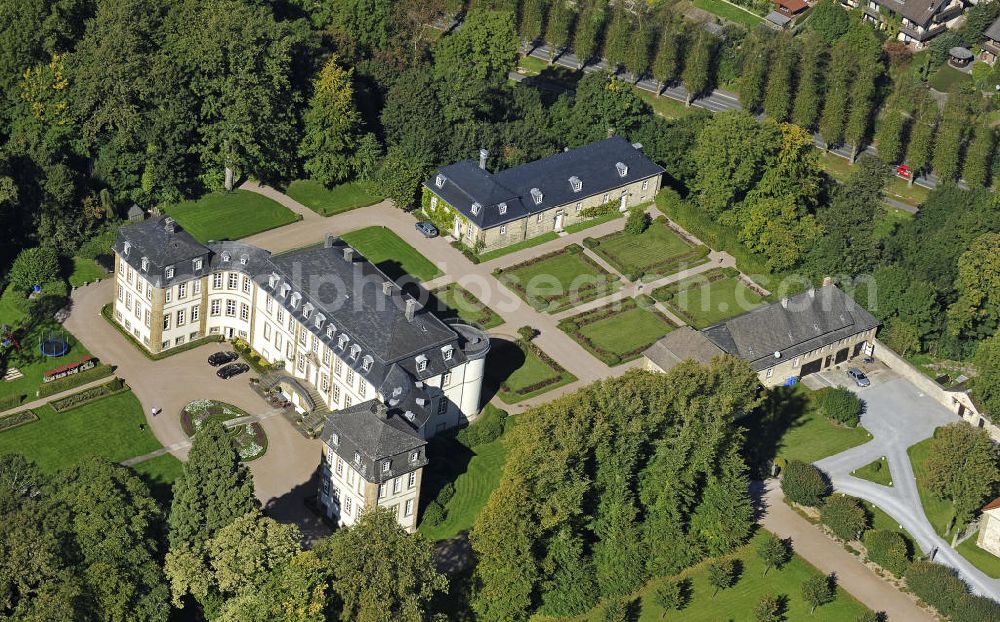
left=977, top=497, right=1000, bottom=558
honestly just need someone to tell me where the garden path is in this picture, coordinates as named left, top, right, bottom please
left=0, top=375, right=118, bottom=417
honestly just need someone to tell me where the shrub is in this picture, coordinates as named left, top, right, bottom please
left=36, top=365, right=114, bottom=398
left=451, top=240, right=481, bottom=264
left=8, top=246, right=60, bottom=294
left=582, top=236, right=600, bottom=249
left=517, top=325, right=537, bottom=341
left=753, top=593, right=783, bottom=622
left=579, top=199, right=619, bottom=219
left=863, top=530, right=910, bottom=577
left=905, top=560, right=974, bottom=618
left=756, top=533, right=790, bottom=575
left=815, top=386, right=863, bottom=427
left=602, top=598, right=631, bottom=622
left=421, top=500, right=446, bottom=527
left=624, top=206, right=649, bottom=235
left=821, top=495, right=869, bottom=541
left=636, top=294, right=656, bottom=309
left=457, top=405, right=508, bottom=447
left=50, top=381, right=128, bottom=412
left=782, top=460, right=829, bottom=507
left=801, top=574, right=835, bottom=614
left=436, top=482, right=456, bottom=506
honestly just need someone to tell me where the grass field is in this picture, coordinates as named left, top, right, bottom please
left=853, top=457, right=893, bottom=487
left=874, top=206, right=915, bottom=240
left=957, top=533, right=1000, bottom=579
left=430, top=283, right=504, bottom=329
left=929, top=64, right=973, bottom=93
left=907, top=435, right=956, bottom=537
left=571, top=531, right=869, bottom=621
left=563, top=211, right=623, bottom=235
left=477, top=232, right=559, bottom=263
left=818, top=152, right=929, bottom=208
left=497, top=246, right=619, bottom=313
left=130, top=452, right=184, bottom=506
left=285, top=179, right=382, bottom=216
left=634, top=85, right=695, bottom=119
left=655, top=270, right=765, bottom=328
left=561, top=300, right=677, bottom=366
left=69, top=256, right=108, bottom=287
left=692, top=0, right=764, bottom=28
left=494, top=340, right=576, bottom=404
left=341, top=226, right=442, bottom=282
left=164, top=189, right=299, bottom=242
left=0, top=390, right=162, bottom=473
left=590, top=219, right=707, bottom=280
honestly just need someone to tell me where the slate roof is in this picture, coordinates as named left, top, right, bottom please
left=424, top=137, right=664, bottom=229
left=766, top=11, right=792, bottom=26
left=644, top=327, right=725, bottom=372
left=871, top=0, right=948, bottom=26
left=320, top=400, right=428, bottom=484
left=703, top=285, right=880, bottom=372
left=987, top=15, right=1000, bottom=42
left=113, top=216, right=213, bottom=288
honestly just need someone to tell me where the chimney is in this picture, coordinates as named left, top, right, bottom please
left=164, top=217, right=176, bottom=234
left=479, top=148, right=488, bottom=170
left=808, top=288, right=815, bottom=299
left=382, top=281, right=393, bottom=296
left=324, top=233, right=337, bottom=248
left=822, top=276, right=833, bottom=287
left=405, top=297, right=418, bottom=322
left=781, top=298, right=789, bottom=308
left=343, top=247, right=354, bottom=262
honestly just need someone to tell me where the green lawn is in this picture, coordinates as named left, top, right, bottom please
left=341, top=226, right=442, bottom=282
left=634, top=85, right=695, bottom=119
left=561, top=299, right=677, bottom=366
left=818, top=152, right=928, bottom=208
left=744, top=385, right=872, bottom=473
left=419, top=420, right=512, bottom=540
left=0, top=288, right=92, bottom=401
left=957, top=533, right=1000, bottom=579
left=0, top=390, right=162, bottom=473
left=853, top=457, right=893, bottom=487
left=285, top=179, right=382, bottom=216
left=573, top=532, right=870, bottom=621
left=874, top=206, right=915, bottom=240
left=477, top=231, right=559, bottom=263
left=655, top=270, right=765, bottom=329
left=164, top=189, right=299, bottom=242
left=496, top=246, right=619, bottom=313
left=908, top=434, right=956, bottom=537
left=430, top=283, right=504, bottom=329
left=69, top=256, right=108, bottom=287
left=562, top=211, right=623, bottom=235
left=928, top=64, right=973, bottom=93
left=130, top=452, right=185, bottom=506
left=590, top=219, right=708, bottom=280
left=517, top=54, right=548, bottom=76
left=491, top=339, right=576, bottom=404
left=692, top=0, right=764, bottom=28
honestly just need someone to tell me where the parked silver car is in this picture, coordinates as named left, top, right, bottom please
left=847, top=367, right=870, bottom=387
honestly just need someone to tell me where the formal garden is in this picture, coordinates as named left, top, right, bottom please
left=652, top=267, right=767, bottom=328
left=429, top=283, right=504, bottom=329
left=494, top=244, right=620, bottom=313
left=559, top=297, right=677, bottom=366
left=341, top=226, right=442, bottom=282
left=180, top=399, right=267, bottom=461
left=487, top=337, right=576, bottom=405
left=285, top=179, right=382, bottom=216
left=584, top=215, right=710, bottom=282
left=163, top=189, right=300, bottom=242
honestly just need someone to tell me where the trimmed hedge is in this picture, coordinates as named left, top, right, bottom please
left=0, top=409, right=39, bottom=432
left=904, top=560, right=1000, bottom=621
left=0, top=393, right=25, bottom=412
left=233, top=338, right=271, bottom=373
left=651, top=266, right=741, bottom=302
left=863, top=529, right=910, bottom=577
left=49, top=378, right=127, bottom=412
left=498, top=340, right=575, bottom=400
left=558, top=297, right=675, bottom=366
left=495, top=244, right=617, bottom=312
left=101, top=303, right=223, bottom=360
left=782, top=460, right=830, bottom=507
left=36, top=364, right=114, bottom=398
left=821, top=495, right=869, bottom=542
left=457, top=404, right=508, bottom=448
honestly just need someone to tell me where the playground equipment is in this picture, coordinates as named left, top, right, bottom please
left=39, top=330, right=70, bottom=357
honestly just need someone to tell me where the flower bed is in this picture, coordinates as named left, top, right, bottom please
left=180, top=399, right=267, bottom=461
left=49, top=378, right=127, bottom=412
left=0, top=409, right=39, bottom=432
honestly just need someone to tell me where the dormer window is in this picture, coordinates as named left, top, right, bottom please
left=616, top=162, right=628, bottom=177
left=530, top=188, right=543, bottom=205
left=302, top=302, right=314, bottom=318
left=353, top=451, right=361, bottom=464
left=409, top=450, right=419, bottom=463
left=415, top=354, right=428, bottom=372
left=330, top=432, right=339, bottom=446
left=192, top=258, right=203, bottom=271
left=362, top=355, right=373, bottom=372
left=338, top=334, right=349, bottom=349
left=569, top=176, right=582, bottom=192
left=314, top=313, right=325, bottom=328
left=239, top=253, right=249, bottom=265
left=122, top=242, right=131, bottom=256
left=350, top=344, right=361, bottom=360
left=498, top=202, right=507, bottom=215
left=441, top=345, right=454, bottom=361
left=471, top=202, right=481, bottom=216
left=382, top=460, right=391, bottom=473
left=435, top=173, right=445, bottom=188
left=280, top=283, right=291, bottom=298
left=165, top=265, right=175, bottom=279
left=326, top=325, right=335, bottom=338
left=268, top=273, right=279, bottom=288
left=221, top=251, right=231, bottom=262
left=290, top=292, right=301, bottom=308
left=141, top=257, right=149, bottom=272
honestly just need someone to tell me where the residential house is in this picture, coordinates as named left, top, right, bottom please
left=841, top=0, right=965, bottom=48
left=977, top=497, right=1000, bottom=558
left=422, top=137, right=664, bottom=253
left=981, top=15, right=1000, bottom=64
left=644, top=285, right=880, bottom=387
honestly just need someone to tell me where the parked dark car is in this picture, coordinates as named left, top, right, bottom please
left=216, top=362, right=250, bottom=379
left=415, top=221, right=438, bottom=238
left=847, top=367, right=870, bottom=387
left=208, top=351, right=239, bottom=367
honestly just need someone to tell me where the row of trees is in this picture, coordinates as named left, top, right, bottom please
left=1, top=419, right=448, bottom=621
left=470, top=360, right=764, bottom=620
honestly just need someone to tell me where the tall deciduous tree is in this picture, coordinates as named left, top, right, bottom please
left=624, top=13, right=652, bottom=82
left=299, top=56, right=362, bottom=186
left=545, top=1, right=575, bottom=62
left=603, top=5, right=630, bottom=73
left=792, top=33, right=825, bottom=129
left=565, top=72, right=649, bottom=146
left=845, top=62, right=881, bottom=162
left=756, top=533, right=791, bottom=575
left=518, top=0, right=547, bottom=53
left=763, top=34, right=796, bottom=122
left=317, top=507, right=447, bottom=622
left=682, top=31, right=714, bottom=105
left=818, top=41, right=853, bottom=150
left=874, top=109, right=908, bottom=165
left=947, top=232, right=1000, bottom=339
left=651, top=22, right=684, bottom=96
left=739, top=30, right=769, bottom=113
left=932, top=92, right=970, bottom=182
left=962, top=121, right=995, bottom=188
left=573, top=2, right=606, bottom=68
left=923, top=423, right=1000, bottom=531
left=972, top=333, right=1000, bottom=424
left=905, top=94, right=938, bottom=186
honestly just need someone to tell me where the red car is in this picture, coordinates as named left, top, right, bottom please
left=896, top=164, right=911, bottom=179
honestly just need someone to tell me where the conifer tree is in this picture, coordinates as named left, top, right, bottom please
left=299, top=55, right=362, bottom=186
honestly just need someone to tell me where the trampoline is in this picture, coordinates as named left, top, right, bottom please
left=39, top=331, right=70, bottom=357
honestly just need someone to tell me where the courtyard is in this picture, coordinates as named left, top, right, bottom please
left=559, top=298, right=677, bottom=366
left=652, top=267, right=767, bottom=328
left=586, top=216, right=710, bottom=281
left=494, top=244, right=621, bottom=313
